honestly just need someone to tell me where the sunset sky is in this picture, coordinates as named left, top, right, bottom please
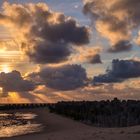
left=0, top=0, right=140, bottom=103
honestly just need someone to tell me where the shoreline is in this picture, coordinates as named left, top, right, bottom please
left=1, top=108, right=140, bottom=140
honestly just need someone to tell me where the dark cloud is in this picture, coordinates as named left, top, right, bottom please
left=30, top=16, right=89, bottom=45
left=27, top=41, right=71, bottom=64
left=108, top=40, right=132, bottom=53
left=83, top=0, right=140, bottom=51
left=29, top=65, right=88, bottom=91
left=93, top=74, right=122, bottom=83
left=0, top=2, right=90, bottom=64
left=93, top=59, right=140, bottom=83
left=0, top=71, right=36, bottom=96
left=89, top=54, right=102, bottom=64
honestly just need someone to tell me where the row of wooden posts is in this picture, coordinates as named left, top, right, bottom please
left=0, top=103, right=48, bottom=110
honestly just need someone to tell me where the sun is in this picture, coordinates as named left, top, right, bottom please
left=1, top=64, right=10, bottom=73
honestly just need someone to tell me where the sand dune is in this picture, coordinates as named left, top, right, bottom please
left=2, top=108, right=140, bottom=140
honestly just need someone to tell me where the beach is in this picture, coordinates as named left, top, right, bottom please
left=0, top=108, right=140, bottom=140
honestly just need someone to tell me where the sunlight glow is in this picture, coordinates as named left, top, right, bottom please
left=1, top=64, right=10, bottom=73
left=8, top=92, right=21, bottom=103
left=0, top=87, right=3, bottom=96
left=0, top=48, right=6, bottom=53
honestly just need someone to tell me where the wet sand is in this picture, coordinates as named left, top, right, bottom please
left=1, top=108, right=140, bottom=140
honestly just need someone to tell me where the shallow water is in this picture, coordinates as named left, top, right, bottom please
left=0, top=112, right=43, bottom=138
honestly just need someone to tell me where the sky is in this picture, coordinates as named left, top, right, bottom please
left=0, top=0, right=140, bottom=103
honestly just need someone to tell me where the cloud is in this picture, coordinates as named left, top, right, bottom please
left=72, top=46, right=102, bottom=64
left=27, top=41, right=71, bottom=64
left=89, top=54, right=102, bottom=64
left=134, top=38, right=140, bottom=46
left=74, top=80, right=140, bottom=100
left=83, top=0, right=140, bottom=51
left=134, top=31, right=140, bottom=46
left=108, top=40, right=132, bottom=52
left=93, top=59, right=140, bottom=83
left=93, top=73, right=122, bottom=83
left=29, top=64, right=88, bottom=91
left=0, top=70, right=36, bottom=96
left=0, top=2, right=90, bottom=64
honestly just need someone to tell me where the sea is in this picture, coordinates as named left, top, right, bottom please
left=0, top=112, right=43, bottom=138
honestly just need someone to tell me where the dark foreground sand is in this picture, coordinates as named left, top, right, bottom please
left=1, top=108, right=140, bottom=140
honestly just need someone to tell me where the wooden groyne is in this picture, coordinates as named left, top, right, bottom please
left=0, top=103, right=48, bottom=110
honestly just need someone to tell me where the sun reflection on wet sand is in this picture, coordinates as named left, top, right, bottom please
left=0, top=112, right=43, bottom=138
